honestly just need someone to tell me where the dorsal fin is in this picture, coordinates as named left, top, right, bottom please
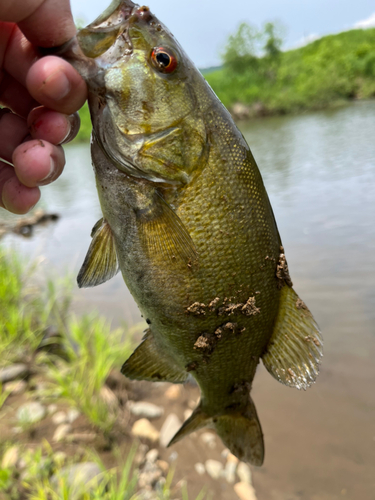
left=77, top=219, right=119, bottom=288
left=262, top=286, right=323, bottom=390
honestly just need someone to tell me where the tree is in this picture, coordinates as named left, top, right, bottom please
left=222, top=22, right=284, bottom=76
left=222, top=22, right=262, bottom=73
left=263, top=22, right=283, bottom=59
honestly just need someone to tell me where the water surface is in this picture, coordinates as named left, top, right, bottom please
left=1, top=101, right=374, bottom=499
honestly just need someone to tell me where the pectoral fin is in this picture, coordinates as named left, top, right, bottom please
left=77, top=219, right=119, bottom=288
left=137, top=191, right=198, bottom=267
left=121, top=329, right=188, bottom=383
left=262, top=286, right=323, bottom=390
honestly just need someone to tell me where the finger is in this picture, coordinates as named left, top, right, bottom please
left=0, top=109, right=29, bottom=163
left=0, top=71, right=38, bottom=118
left=27, top=56, right=87, bottom=115
left=1, top=0, right=76, bottom=48
left=28, top=107, right=80, bottom=145
left=2, top=25, right=38, bottom=89
left=12, top=139, right=65, bottom=188
left=0, top=163, right=40, bottom=214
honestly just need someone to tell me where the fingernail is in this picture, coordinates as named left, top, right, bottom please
left=43, top=70, right=71, bottom=101
left=60, top=121, right=72, bottom=145
left=38, top=157, right=56, bottom=186
left=60, top=112, right=81, bottom=145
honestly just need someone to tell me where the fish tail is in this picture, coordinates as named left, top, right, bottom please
left=213, top=396, right=264, bottom=466
left=167, top=396, right=264, bottom=466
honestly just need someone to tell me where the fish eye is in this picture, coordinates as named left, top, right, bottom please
left=151, top=47, right=178, bottom=73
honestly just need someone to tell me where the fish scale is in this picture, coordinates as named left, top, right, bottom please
left=56, top=0, right=323, bottom=465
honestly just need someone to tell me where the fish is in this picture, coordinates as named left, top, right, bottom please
left=55, top=0, right=323, bottom=465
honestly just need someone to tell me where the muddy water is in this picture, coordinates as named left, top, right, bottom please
left=1, top=101, right=375, bottom=499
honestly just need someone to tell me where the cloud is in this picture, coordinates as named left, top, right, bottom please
left=354, top=12, right=375, bottom=29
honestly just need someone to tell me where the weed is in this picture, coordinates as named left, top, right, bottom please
left=47, top=315, right=133, bottom=434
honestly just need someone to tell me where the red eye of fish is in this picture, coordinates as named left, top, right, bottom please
left=151, top=47, right=178, bottom=73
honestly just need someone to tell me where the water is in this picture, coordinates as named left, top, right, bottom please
left=1, top=101, right=375, bottom=499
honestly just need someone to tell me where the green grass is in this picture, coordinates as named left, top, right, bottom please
left=46, top=314, right=133, bottom=434
left=0, top=247, right=74, bottom=363
left=75, top=102, right=92, bottom=143
left=206, top=28, right=375, bottom=114
left=0, top=441, right=207, bottom=500
left=0, top=248, right=42, bottom=361
left=27, top=446, right=139, bottom=500
left=0, top=247, right=209, bottom=500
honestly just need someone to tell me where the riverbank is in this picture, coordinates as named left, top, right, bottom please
left=206, top=28, right=375, bottom=118
left=0, top=247, right=255, bottom=500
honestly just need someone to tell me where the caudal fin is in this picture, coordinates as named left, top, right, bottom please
left=167, top=397, right=264, bottom=466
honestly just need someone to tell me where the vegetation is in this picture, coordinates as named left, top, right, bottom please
left=0, top=247, right=207, bottom=500
left=206, top=26, right=375, bottom=115
left=46, top=314, right=132, bottom=434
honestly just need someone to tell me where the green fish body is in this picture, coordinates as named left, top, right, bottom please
left=60, top=0, right=323, bottom=465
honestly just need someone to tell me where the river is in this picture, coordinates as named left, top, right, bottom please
left=1, top=101, right=375, bottom=500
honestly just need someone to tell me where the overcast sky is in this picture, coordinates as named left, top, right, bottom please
left=70, top=0, right=375, bottom=68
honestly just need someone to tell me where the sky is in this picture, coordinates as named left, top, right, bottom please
left=70, top=0, right=375, bottom=68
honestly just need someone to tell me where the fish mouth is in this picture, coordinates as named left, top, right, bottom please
left=83, top=0, right=137, bottom=35
left=76, top=0, right=139, bottom=59
left=39, top=0, right=141, bottom=63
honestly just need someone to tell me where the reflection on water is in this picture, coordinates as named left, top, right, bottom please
left=1, top=101, right=375, bottom=499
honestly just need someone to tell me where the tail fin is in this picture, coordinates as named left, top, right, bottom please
left=167, top=397, right=264, bottom=466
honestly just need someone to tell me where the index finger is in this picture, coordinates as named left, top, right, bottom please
left=0, top=0, right=76, bottom=47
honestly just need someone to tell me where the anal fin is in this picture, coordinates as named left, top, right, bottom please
left=121, top=329, right=188, bottom=383
left=262, top=286, right=323, bottom=390
left=77, top=218, right=119, bottom=288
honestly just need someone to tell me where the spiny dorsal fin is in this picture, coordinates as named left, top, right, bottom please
left=77, top=219, right=119, bottom=288
left=262, top=286, right=323, bottom=390
left=121, top=329, right=188, bottom=383
left=137, top=191, right=198, bottom=268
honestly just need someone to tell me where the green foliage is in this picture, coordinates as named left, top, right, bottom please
left=207, top=27, right=375, bottom=114
left=0, top=247, right=74, bottom=362
left=74, top=102, right=92, bottom=143
left=263, top=22, right=283, bottom=59
left=47, top=315, right=133, bottom=434
left=28, top=449, right=139, bottom=500
left=222, top=22, right=262, bottom=73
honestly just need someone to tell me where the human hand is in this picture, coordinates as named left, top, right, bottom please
left=0, top=0, right=87, bottom=214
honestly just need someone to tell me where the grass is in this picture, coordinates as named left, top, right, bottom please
left=0, top=246, right=209, bottom=500
left=0, top=247, right=73, bottom=364
left=27, top=445, right=139, bottom=500
left=46, top=314, right=133, bottom=434
left=0, top=441, right=208, bottom=500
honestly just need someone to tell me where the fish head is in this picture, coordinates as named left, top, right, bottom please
left=67, top=0, right=210, bottom=184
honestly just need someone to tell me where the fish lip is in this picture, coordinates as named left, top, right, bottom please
left=85, top=0, right=138, bottom=31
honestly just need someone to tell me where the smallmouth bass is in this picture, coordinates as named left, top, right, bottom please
left=57, top=0, right=323, bottom=465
